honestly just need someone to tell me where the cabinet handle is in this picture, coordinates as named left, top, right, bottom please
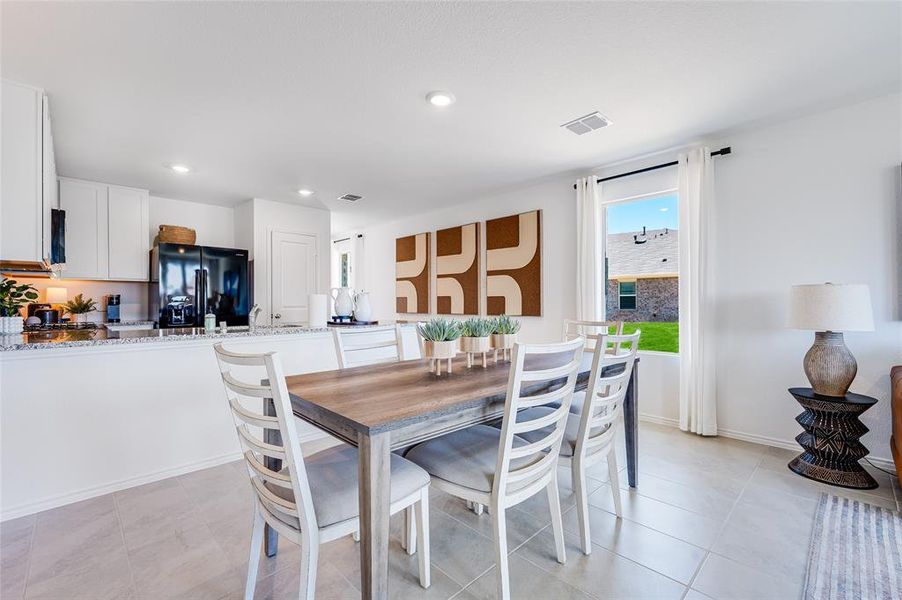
left=273, top=313, right=282, bottom=319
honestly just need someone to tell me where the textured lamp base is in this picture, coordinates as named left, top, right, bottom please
left=803, top=331, right=857, bottom=397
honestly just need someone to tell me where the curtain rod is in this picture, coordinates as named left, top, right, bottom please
left=572, top=147, right=732, bottom=189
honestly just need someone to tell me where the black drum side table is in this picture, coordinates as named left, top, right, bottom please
left=787, top=387, right=878, bottom=490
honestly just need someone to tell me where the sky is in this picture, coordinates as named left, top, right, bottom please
left=606, top=193, right=678, bottom=234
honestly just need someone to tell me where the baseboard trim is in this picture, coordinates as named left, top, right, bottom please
left=638, top=414, right=896, bottom=472
left=1, top=430, right=327, bottom=522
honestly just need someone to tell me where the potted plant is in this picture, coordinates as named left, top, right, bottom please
left=418, top=318, right=462, bottom=375
left=459, top=317, right=494, bottom=368
left=0, top=278, right=38, bottom=333
left=491, top=315, right=522, bottom=362
left=62, top=293, right=98, bottom=326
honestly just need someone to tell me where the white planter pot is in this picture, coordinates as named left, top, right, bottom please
left=460, top=335, right=492, bottom=368
left=1, top=316, right=24, bottom=334
left=423, top=340, right=458, bottom=376
left=491, top=333, right=518, bottom=362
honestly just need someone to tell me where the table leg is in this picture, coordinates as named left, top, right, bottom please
left=623, top=361, right=639, bottom=488
left=263, top=397, right=281, bottom=557
left=358, top=430, right=391, bottom=599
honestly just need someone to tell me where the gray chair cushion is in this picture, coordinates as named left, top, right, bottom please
left=266, top=444, right=430, bottom=528
left=546, top=390, right=586, bottom=415
left=507, top=406, right=611, bottom=458
left=405, top=425, right=536, bottom=492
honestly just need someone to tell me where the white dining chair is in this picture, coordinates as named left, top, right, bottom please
left=331, top=323, right=420, bottom=551
left=405, top=338, right=585, bottom=600
left=213, top=343, right=431, bottom=599
left=511, top=330, right=640, bottom=555
left=331, top=323, right=405, bottom=368
left=561, top=319, right=624, bottom=415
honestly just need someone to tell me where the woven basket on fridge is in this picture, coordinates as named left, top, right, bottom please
left=157, top=225, right=196, bottom=245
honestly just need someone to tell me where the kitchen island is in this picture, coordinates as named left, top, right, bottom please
left=0, top=323, right=421, bottom=520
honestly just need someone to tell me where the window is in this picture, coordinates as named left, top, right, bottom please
left=604, top=193, right=679, bottom=353
left=619, top=281, right=637, bottom=309
left=339, top=252, right=350, bottom=287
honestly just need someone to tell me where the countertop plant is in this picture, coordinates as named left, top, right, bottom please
left=0, top=278, right=38, bottom=317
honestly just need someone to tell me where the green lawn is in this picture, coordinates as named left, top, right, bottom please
left=616, top=322, right=679, bottom=353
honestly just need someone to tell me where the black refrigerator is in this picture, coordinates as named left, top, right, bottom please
left=150, top=243, right=251, bottom=328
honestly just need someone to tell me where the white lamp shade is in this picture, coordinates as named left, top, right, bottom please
left=788, top=283, right=874, bottom=332
left=45, top=287, right=68, bottom=305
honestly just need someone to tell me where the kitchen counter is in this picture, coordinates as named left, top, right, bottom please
left=0, top=323, right=405, bottom=352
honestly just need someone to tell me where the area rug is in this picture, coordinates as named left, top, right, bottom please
left=803, top=493, right=902, bottom=599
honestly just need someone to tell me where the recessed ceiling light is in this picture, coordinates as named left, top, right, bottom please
left=426, top=91, right=456, bottom=107
left=297, top=189, right=314, bottom=197
left=659, top=207, right=669, bottom=212
left=168, top=164, right=191, bottom=174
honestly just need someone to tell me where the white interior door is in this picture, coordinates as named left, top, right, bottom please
left=270, top=230, right=317, bottom=325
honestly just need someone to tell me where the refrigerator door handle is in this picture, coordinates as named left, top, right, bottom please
left=194, top=270, right=202, bottom=324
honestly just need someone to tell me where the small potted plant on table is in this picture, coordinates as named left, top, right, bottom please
left=491, top=315, right=521, bottom=362
left=459, top=317, right=494, bottom=368
left=418, top=318, right=462, bottom=376
left=63, top=293, right=98, bottom=327
left=0, top=277, right=38, bottom=333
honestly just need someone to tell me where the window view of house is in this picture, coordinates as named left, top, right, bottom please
left=606, top=194, right=679, bottom=352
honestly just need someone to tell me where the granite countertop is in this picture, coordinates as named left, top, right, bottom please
left=0, top=323, right=406, bottom=352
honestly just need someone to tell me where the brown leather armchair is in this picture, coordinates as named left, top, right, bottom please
left=892, top=366, right=902, bottom=486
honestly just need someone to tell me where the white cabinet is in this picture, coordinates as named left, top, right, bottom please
left=1, top=80, right=48, bottom=263
left=108, top=185, right=149, bottom=280
left=59, top=179, right=109, bottom=279
left=59, top=178, right=149, bottom=281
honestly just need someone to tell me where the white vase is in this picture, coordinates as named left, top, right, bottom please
left=330, top=287, right=354, bottom=317
left=8, top=316, right=23, bottom=333
left=353, top=291, right=373, bottom=322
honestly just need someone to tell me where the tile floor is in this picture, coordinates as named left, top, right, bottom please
left=2, top=423, right=899, bottom=599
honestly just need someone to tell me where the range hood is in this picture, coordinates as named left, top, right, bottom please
left=1, top=209, right=66, bottom=278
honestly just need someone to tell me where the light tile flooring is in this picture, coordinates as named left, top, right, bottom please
left=2, top=423, right=899, bottom=599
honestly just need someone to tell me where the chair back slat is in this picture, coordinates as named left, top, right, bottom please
left=563, top=319, right=624, bottom=354
left=333, top=324, right=404, bottom=369
left=213, top=343, right=319, bottom=537
left=572, top=330, right=640, bottom=461
left=493, top=338, right=584, bottom=506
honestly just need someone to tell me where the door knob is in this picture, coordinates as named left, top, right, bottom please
left=274, top=313, right=282, bottom=319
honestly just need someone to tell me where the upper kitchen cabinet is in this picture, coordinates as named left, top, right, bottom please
left=1, top=79, right=56, bottom=265
left=107, top=185, right=149, bottom=280
left=59, top=178, right=149, bottom=281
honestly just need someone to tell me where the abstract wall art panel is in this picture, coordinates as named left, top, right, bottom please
left=395, top=232, right=431, bottom=314
left=485, top=210, right=542, bottom=316
left=436, top=222, right=480, bottom=315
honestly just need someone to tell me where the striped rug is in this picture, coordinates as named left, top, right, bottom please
left=804, top=493, right=902, bottom=599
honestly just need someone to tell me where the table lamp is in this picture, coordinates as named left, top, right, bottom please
left=45, top=287, right=68, bottom=306
left=788, top=283, right=874, bottom=396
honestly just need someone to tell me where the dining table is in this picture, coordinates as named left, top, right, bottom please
left=263, top=352, right=640, bottom=599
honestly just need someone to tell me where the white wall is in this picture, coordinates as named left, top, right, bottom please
left=352, top=177, right=577, bottom=343
left=712, top=92, right=902, bottom=462
left=242, top=198, right=331, bottom=322
left=149, top=195, right=236, bottom=248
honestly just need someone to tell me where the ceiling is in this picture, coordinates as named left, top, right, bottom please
left=2, top=2, right=899, bottom=232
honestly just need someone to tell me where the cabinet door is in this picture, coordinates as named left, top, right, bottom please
left=108, top=186, right=149, bottom=280
left=42, top=96, right=57, bottom=262
left=0, top=80, right=43, bottom=262
left=59, top=179, right=109, bottom=279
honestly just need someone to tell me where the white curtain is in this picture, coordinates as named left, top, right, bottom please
left=678, top=147, right=717, bottom=436
left=575, top=176, right=605, bottom=322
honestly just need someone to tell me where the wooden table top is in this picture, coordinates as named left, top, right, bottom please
left=286, top=353, right=590, bottom=435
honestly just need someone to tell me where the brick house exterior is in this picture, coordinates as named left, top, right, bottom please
left=605, top=228, right=678, bottom=322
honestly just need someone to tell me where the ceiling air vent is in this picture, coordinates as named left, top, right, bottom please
left=561, top=111, right=613, bottom=135
left=338, top=194, right=362, bottom=202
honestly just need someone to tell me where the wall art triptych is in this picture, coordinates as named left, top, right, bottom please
left=395, top=210, right=542, bottom=317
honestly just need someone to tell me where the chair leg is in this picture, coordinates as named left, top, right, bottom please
left=492, top=505, right=511, bottom=600
left=244, top=510, right=265, bottom=600
left=573, top=457, right=592, bottom=555
left=405, top=505, right=416, bottom=555
left=547, top=475, right=567, bottom=564
left=607, top=447, right=623, bottom=518
left=416, top=487, right=431, bottom=588
left=298, top=530, right=319, bottom=600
